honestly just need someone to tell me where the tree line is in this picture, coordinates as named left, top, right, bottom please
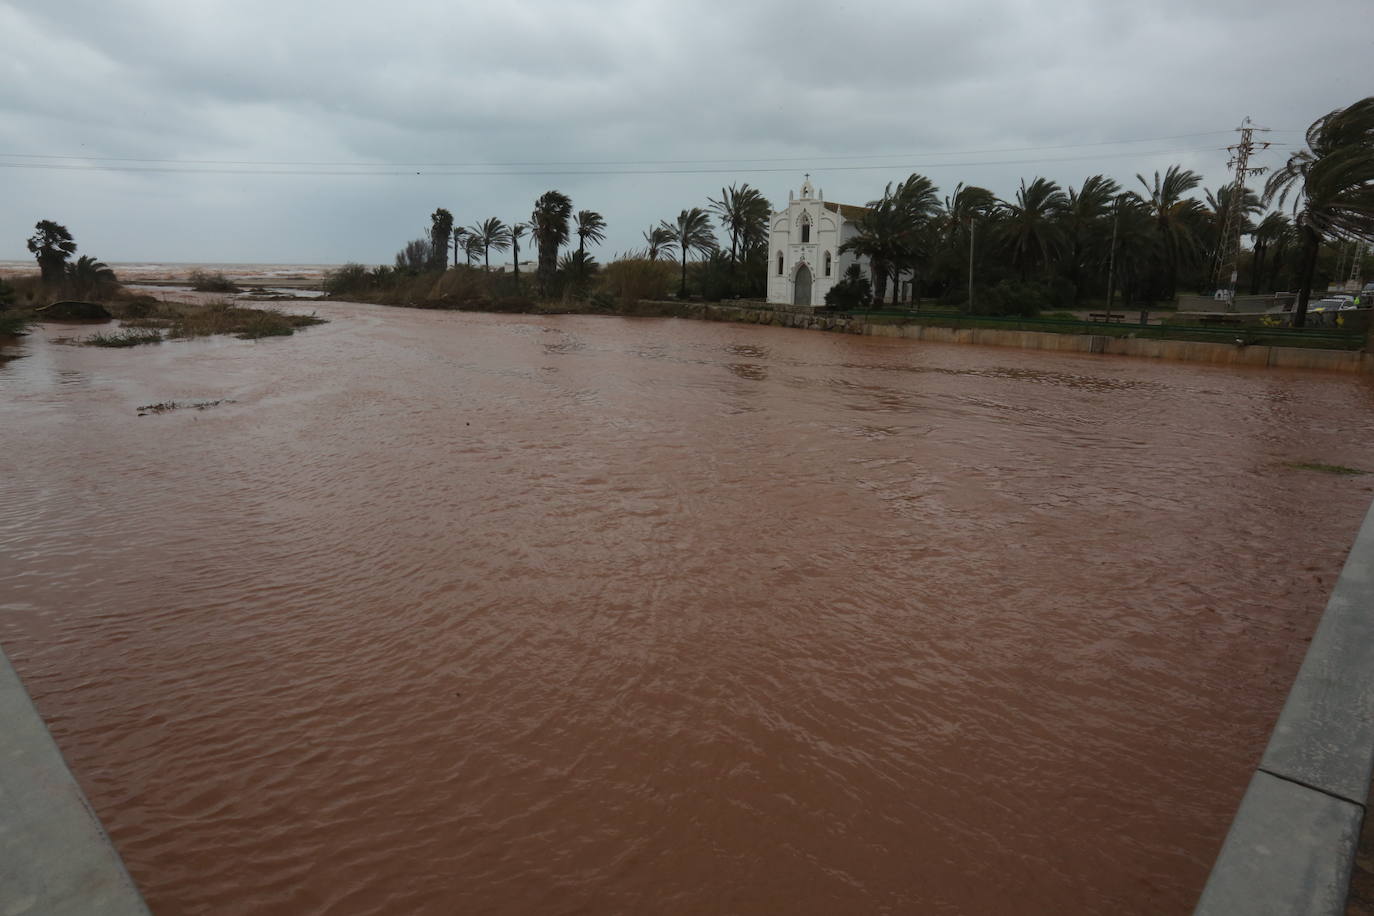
left=835, top=96, right=1372, bottom=326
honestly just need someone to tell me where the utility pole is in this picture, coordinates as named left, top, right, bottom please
left=967, top=218, right=976, bottom=311
left=1214, top=117, right=1271, bottom=312
left=1105, top=201, right=1120, bottom=319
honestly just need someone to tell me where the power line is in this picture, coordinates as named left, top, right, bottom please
left=0, top=131, right=1247, bottom=170
left=0, top=145, right=1230, bottom=178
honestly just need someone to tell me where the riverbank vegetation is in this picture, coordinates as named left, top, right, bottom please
left=328, top=97, right=1370, bottom=331
left=3, top=221, right=326, bottom=351
left=113, top=298, right=325, bottom=340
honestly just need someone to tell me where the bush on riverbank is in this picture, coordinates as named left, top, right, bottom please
left=600, top=257, right=674, bottom=307
left=188, top=270, right=241, bottom=293
left=116, top=298, right=326, bottom=340
left=84, top=329, right=163, bottom=347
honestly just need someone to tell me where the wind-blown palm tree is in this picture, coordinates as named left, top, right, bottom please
left=997, top=177, right=1068, bottom=281
left=642, top=226, right=674, bottom=262
left=463, top=233, right=484, bottom=267
left=66, top=255, right=117, bottom=298
left=575, top=210, right=607, bottom=259
left=451, top=226, right=469, bottom=269
left=1248, top=212, right=1291, bottom=294
left=937, top=183, right=996, bottom=302
left=430, top=208, right=454, bottom=270
left=510, top=223, right=528, bottom=283
left=473, top=218, right=512, bottom=270
left=1137, top=165, right=1204, bottom=301
left=734, top=186, right=773, bottom=265
left=888, top=173, right=941, bottom=303
left=839, top=195, right=905, bottom=305
left=26, top=220, right=77, bottom=284
left=1264, top=96, right=1374, bottom=326
left=531, top=191, right=574, bottom=296
left=1061, top=175, right=1121, bottom=301
left=661, top=208, right=717, bottom=298
left=708, top=185, right=743, bottom=264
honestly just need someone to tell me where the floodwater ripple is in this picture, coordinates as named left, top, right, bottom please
left=1, top=302, right=1373, bottom=915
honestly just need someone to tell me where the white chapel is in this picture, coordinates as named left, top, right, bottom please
left=766, top=176, right=873, bottom=306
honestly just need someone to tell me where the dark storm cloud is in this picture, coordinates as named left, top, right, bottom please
left=1, top=0, right=1368, bottom=262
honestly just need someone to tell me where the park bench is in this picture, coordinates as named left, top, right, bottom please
left=1087, top=313, right=1126, bottom=323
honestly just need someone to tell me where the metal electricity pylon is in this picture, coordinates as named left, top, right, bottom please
left=1213, top=117, right=1270, bottom=311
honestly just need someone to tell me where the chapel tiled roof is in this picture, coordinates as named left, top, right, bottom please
left=822, top=201, right=871, bottom=222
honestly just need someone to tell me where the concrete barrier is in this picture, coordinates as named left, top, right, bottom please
left=0, top=648, right=151, bottom=916
left=1194, top=498, right=1374, bottom=914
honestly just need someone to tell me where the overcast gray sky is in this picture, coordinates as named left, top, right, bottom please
left=2, top=0, right=1368, bottom=265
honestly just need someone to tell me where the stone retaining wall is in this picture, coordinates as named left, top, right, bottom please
left=668, top=304, right=1374, bottom=374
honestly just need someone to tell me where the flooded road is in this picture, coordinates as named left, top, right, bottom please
left=2, top=302, right=1373, bottom=914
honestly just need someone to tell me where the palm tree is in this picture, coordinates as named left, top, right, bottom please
left=1263, top=96, right=1374, bottom=327
left=451, top=226, right=469, bottom=269
left=938, top=183, right=996, bottom=303
left=642, top=226, right=674, bottom=261
left=430, top=208, right=454, bottom=270
left=888, top=173, right=941, bottom=303
left=1137, top=165, right=1204, bottom=301
left=473, top=218, right=512, bottom=270
left=1061, top=175, right=1121, bottom=301
left=575, top=210, right=607, bottom=259
left=734, top=186, right=773, bottom=264
left=463, top=233, right=484, bottom=267
left=1248, top=212, right=1291, bottom=294
left=531, top=191, right=573, bottom=296
left=66, top=255, right=117, bottom=298
left=661, top=208, right=717, bottom=298
left=997, top=177, right=1068, bottom=281
left=510, top=223, right=528, bottom=284
left=26, top=220, right=77, bottom=284
left=839, top=195, right=905, bottom=305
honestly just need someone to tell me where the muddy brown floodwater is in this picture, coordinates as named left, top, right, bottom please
left=2, top=302, right=1374, bottom=915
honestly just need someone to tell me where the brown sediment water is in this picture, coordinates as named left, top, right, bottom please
left=2, top=302, right=1373, bottom=915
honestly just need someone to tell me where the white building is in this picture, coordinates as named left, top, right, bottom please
left=766, top=175, right=873, bottom=306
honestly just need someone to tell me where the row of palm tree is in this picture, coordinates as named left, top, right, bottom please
left=413, top=199, right=609, bottom=296
left=833, top=96, right=1372, bottom=326
left=394, top=97, right=1369, bottom=318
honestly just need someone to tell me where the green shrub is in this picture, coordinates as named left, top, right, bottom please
left=824, top=264, right=873, bottom=310
left=84, top=329, right=163, bottom=347
left=599, top=257, right=673, bottom=307
left=188, top=270, right=241, bottom=293
left=323, top=262, right=371, bottom=296
left=968, top=280, right=1052, bottom=317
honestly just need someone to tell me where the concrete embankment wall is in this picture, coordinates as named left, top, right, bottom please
left=1194, top=498, right=1374, bottom=915
left=0, top=648, right=150, bottom=915
left=664, top=303, right=1374, bottom=374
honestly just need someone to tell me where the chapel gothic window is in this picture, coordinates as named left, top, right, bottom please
left=777, top=252, right=784, bottom=276
left=824, top=252, right=832, bottom=276
left=799, top=213, right=811, bottom=244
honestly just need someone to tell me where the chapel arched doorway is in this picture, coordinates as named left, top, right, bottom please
left=793, top=265, right=813, bottom=306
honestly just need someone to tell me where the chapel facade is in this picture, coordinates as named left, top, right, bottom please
left=765, top=176, right=873, bottom=306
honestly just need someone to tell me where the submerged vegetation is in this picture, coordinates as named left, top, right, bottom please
left=117, top=298, right=326, bottom=339
left=84, top=328, right=163, bottom=347
left=4, top=222, right=327, bottom=352
left=1285, top=461, right=1369, bottom=475
left=188, top=270, right=242, bottom=293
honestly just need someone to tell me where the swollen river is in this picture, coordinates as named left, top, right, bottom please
left=2, top=302, right=1373, bottom=914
